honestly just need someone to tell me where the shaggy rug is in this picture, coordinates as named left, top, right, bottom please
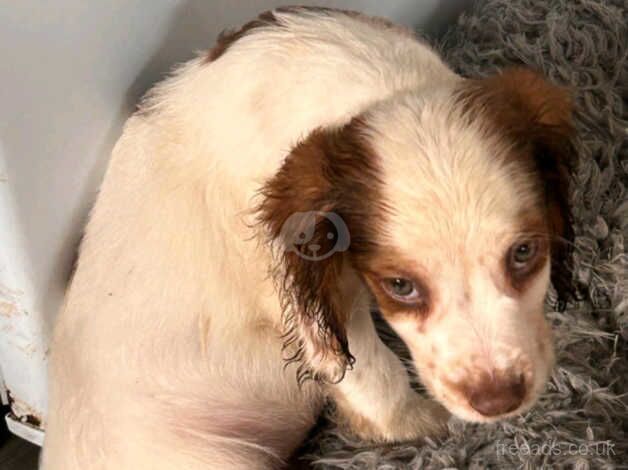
left=304, top=0, right=628, bottom=468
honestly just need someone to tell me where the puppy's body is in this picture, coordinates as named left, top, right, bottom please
left=43, top=8, right=573, bottom=470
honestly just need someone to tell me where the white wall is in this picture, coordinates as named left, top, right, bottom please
left=0, top=0, right=470, bottom=443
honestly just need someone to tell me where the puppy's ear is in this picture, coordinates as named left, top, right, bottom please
left=257, top=122, right=379, bottom=383
left=463, top=67, right=577, bottom=307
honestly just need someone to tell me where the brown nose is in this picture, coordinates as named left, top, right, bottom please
left=467, top=373, right=526, bottom=417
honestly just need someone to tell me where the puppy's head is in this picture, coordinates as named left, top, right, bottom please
left=258, top=67, right=575, bottom=421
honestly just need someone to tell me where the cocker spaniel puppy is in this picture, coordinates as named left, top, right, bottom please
left=43, top=7, right=574, bottom=470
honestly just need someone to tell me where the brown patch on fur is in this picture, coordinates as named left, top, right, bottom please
left=205, top=7, right=416, bottom=63
left=363, top=271, right=432, bottom=318
left=501, top=215, right=551, bottom=295
left=504, top=238, right=548, bottom=293
left=205, top=10, right=278, bottom=63
left=457, top=67, right=577, bottom=307
left=293, top=7, right=416, bottom=38
left=505, top=236, right=550, bottom=294
left=358, top=249, right=434, bottom=308
left=356, top=250, right=435, bottom=333
left=257, top=118, right=385, bottom=381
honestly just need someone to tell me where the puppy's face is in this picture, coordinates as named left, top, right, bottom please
left=363, top=234, right=554, bottom=422
left=357, top=92, right=558, bottom=421
left=259, top=67, right=574, bottom=421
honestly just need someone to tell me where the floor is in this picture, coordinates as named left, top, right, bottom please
left=0, top=436, right=40, bottom=470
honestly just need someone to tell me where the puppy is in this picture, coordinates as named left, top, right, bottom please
left=42, top=7, right=574, bottom=470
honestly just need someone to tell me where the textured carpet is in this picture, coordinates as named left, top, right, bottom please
left=305, top=0, right=628, bottom=468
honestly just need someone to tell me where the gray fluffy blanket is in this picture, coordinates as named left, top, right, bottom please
left=305, top=0, right=628, bottom=468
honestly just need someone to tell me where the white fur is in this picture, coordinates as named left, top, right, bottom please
left=42, top=9, right=553, bottom=470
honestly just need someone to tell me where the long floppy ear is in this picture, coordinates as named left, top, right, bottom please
left=463, top=67, right=577, bottom=307
left=257, top=121, right=379, bottom=384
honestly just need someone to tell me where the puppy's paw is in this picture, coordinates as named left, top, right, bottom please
left=336, top=393, right=450, bottom=444
left=392, top=394, right=450, bottom=441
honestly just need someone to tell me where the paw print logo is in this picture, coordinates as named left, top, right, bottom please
left=279, top=211, right=350, bottom=261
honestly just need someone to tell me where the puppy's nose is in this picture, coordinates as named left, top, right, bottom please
left=467, top=373, right=526, bottom=417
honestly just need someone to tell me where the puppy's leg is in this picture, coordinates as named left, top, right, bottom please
left=328, top=301, right=449, bottom=443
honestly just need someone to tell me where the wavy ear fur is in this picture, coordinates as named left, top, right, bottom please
left=461, top=67, right=578, bottom=308
left=257, top=120, right=381, bottom=383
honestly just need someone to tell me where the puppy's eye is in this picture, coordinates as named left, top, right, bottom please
left=382, top=277, right=418, bottom=301
left=509, top=240, right=539, bottom=268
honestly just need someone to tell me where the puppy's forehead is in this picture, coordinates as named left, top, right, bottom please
left=361, top=91, right=543, bottom=253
